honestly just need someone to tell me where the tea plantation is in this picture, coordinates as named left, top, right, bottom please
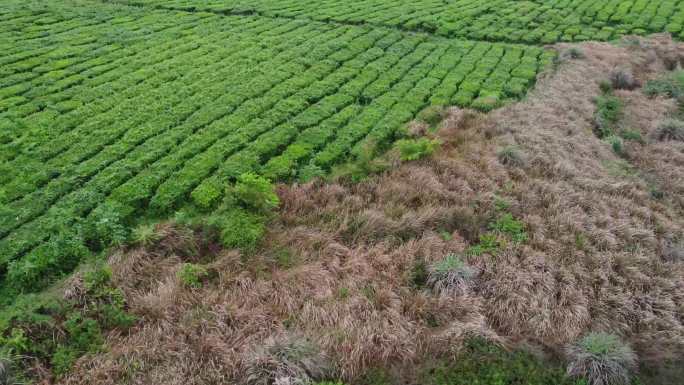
left=0, top=0, right=681, bottom=299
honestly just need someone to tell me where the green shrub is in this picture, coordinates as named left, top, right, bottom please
left=177, top=263, right=208, bottom=288
left=191, top=180, right=223, bottom=210
left=50, top=345, right=79, bottom=377
left=131, top=223, right=161, bottom=248
left=607, top=135, right=624, bottom=156
left=428, top=337, right=580, bottom=385
left=394, top=138, right=440, bottom=161
left=490, top=213, right=528, bottom=243
left=566, top=333, right=636, bottom=385
left=643, top=71, right=684, bottom=99
left=594, top=95, right=623, bottom=138
left=298, top=163, right=326, bottom=183
left=209, top=208, right=266, bottom=251
left=230, top=172, right=280, bottom=214
left=465, top=233, right=500, bottom=256
left=85, top=202, right=129, bottom=249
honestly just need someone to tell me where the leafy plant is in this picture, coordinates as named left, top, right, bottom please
left=230, top=172, right=280, bottom=214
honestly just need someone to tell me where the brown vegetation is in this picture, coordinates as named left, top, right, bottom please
left=61, top=35, right=684, bottom=385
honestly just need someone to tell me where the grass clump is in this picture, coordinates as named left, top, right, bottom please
left=566, top=333, right=636, bottom=385
left=230, top=172, right=280, bottom=214
left=652, top=119, right=684, bottom=141
left=427, top=254, right=476, bottom=295
left=497, top=146, right=526, bottom=167
left=608, top=69, right=639, bottom=90
left=394, top=138, right=440, bottom=161
left=176, top=263, right=209, bottom=288
left=245, top=336, right=330, bottom=385
left=643, top=70, right=684, bottom=99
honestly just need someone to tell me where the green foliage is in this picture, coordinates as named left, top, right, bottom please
left=619, top=129, right=644, bottom=143
left=466, top=233, right=501, bottom=256
left=177, top=263, right=209, bottom=288
left=490, top=213, right=528, bottom=243
left=607, top=135, right=624, bottom=156
left=298, top=163, right=326, bottom=183
left=427, top=337, right=582, bottom=385
left=417, top=105, right=445, bottom=127
left=394, top=138, right=440, bottom=161
left=131, top=223, right=161, bottom=247
left=643, top=70, right=684, bottom=99
left=230, top=172, right=280, bottom=214
left=209, top=208, right=266, bottom=251
left=594, top=95, right=623, bottom=138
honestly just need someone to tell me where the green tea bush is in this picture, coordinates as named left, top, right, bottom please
left=208, top=208, right=266, bottom=251
left=230, top=172, right=280, bottom=214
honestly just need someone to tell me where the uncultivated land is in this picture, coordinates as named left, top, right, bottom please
left=57, top=35, right=684, bottom=385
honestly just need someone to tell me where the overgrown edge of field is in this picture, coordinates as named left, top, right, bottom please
left=2, top=33, right=684, bottom=385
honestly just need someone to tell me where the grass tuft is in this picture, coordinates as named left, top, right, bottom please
left=565, top=333, right=636, bottom=385
left=427, top=254, right=476, bottom=296
left=652, top=119, right=684, bottom=141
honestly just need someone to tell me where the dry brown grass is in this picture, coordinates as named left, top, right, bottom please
left=60, top=35, right=684, bottom=385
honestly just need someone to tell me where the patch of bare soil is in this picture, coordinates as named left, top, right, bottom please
left=61, top=35, right=684, bottom=385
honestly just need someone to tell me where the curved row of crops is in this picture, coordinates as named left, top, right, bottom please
left=0, top=0, right=556, bottom=298
left=110, top=0, right=684, bottom=44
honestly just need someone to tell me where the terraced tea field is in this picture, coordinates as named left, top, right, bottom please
left=117, top=0, right=684, bottom=43
left=0, top=0, right=681, bottom=296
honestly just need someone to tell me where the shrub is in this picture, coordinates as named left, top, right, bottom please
left=85, top=202, right=129, bottom=249
left=209, top=208, right=266, bottom=252
left=176, top=263, right=208, bottom=288
left=608, top=69, right=639, bottom=90
left=563, top=47, right=585, bottom=60
left=427, top=254, right=476, bottom=296
left=51, top=345, right=79, bottom=377
left=191, top=180, right=223, bottom=210
left=245, top=336, right=330, bottom=385
left=607, top=136, right=624, bottom=156
left=490, top=213, right=528, bottom=243
left=298, top=163, right=326, bottom=183
left=599, top=80, right=613, bottom=94
left=565, top=333, right=636, bottom=385
left=643, top=70, right=684, bottom=98
left=131, top=223, right=161, bottom=248
left=417, top=105, right=445, bottom=127
left=429, top=337, right=580, bottom=385
left=394, top=138, right=440, bottom=161
left=465, top=233, right=500, bottom=256
left=230, top=172, right=280, bottom=214
left=497, top=146, right=526, bottom=167
left=652, top=119, right=684, bottom=141
left=594, top=95, right=623, bottom=138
